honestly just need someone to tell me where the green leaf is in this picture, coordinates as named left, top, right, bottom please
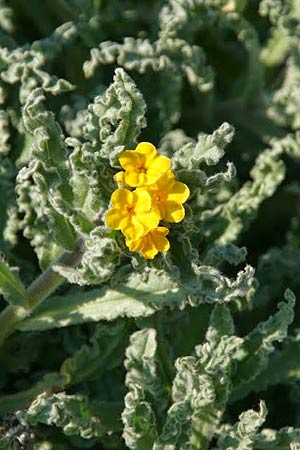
left=60, top=321, right=130, bottom=385
left=15, top=270, right=179, bottom=331
left=53, top=226, right=121, bottom=286
left=0, top=256, right=29, bottom=307
left=247, top=330, right=300, bottom=393
left=254, top=426, right=300, bottom=449
left=216, top=401, right=267, bottom=450
left=173, top=122, right=235, bottom=169
left=153, top=305, right=243, bottom=450
left=16, top=265, right=256, bottom=331
left=16, top=392, right=121, bottom=439
left=125, top=328, right=168, bottom=414
left=122, top=385, right=157, bottom=450
left=83, top=67, right=147, bottom=164
left=0, top=372, right=64, bottom=416
left=231, top=289, right=296, bottom=402
left=205, top=304, right=235, bottom=346
left=203, top=244, right=247, bottom=267
left=84, top=37, right=213, bottom=94
left=0, top=157, right=16, bottom=252
left=21, top=87, right=77, bottom=253
left=202, top=143, right=287, bottom=245
left=122, top=328, right=167, bottom=450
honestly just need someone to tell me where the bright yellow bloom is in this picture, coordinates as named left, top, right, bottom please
left=142, top=170, right=190, bottom=223
left=119, top=142, right=171, bottom=187
left=126, top=227, right=170, bottom=259
left=105, top=188, right=159, bottom=239
left=106, top=141, right=190, bottom=259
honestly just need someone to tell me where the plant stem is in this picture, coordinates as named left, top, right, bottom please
left=27, top=239, right=84, bottom=307
left=0, top=239, right=84, bottom=347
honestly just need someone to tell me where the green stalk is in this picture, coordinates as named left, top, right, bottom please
left=0, top=239, right=84, bottom=347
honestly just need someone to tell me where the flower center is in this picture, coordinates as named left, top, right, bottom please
left=154, top=194, right=161, bottom=203
left=138, top=166, right=147, bottom=173
left=126, top=206, right=134, bottom=215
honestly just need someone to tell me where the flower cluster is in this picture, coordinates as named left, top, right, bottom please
left=105, top=142, right=190, bottom=259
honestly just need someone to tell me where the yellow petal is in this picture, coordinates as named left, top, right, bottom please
left=133, top=189, right=152, bottom=212
left=105, top=208, right=127, bottom=230
left=135, top=142, right=157, bottom=159
left=136, top=211, right=160, bottom=232
left=125, top=227, right=170, bottom=258
left=151, top=204, right=163, bottom=220
left=119, top=150, right=141, bottom=170
left=125, top=237, right=143, bottom=252
left=122, top=217, right=145, bottom=239
left=151, top=227, right=170, bottom=252
left=144, top=171, right=162, bottom=185
left=167, top=181, right=190, bottom=204
left=125, top=171, right=142, bottom=187
left=163, top=201, right=185, bottom=223
left=114, top=171, right=126, bottom=186
left=110, top=188, right=133, bottom=207
left=144, top=171, right=173, bottom=193
left=136, top=172, right=147, bottom=187
left=139, top=233, right=159, bottom=259
left=141, top=227, right=170, bottom=259
left=147, top=155, right=171, bottom=173
left=154, top=170, right=175, bottom=190
left=141, top=243, right=158, bottom=259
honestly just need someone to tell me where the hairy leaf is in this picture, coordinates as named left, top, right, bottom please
left=17, top=265, right=256, bottom=331
left=0, top=257, right=29, bottom=307
left=216, top=401, right=267, bottom=450
left=231, top=289, right=296, bottom=401
left=16, top=392, right=121, bottom=439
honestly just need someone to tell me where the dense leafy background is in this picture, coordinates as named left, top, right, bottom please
left=1, top=0, right=300, bottom=449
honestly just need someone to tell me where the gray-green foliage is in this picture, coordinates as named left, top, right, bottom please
left=121, top=293, right=296, bottom=450
left=1, top=1, right=300, bottom=449
left=216, top=401, right=268, bottom=450
left=16, top=392, right=109, bottom=439
left=231, top=289, right=295, bottom=402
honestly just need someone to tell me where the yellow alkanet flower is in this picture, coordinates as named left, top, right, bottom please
left=106, top=141, right=190, bottom=259
left=125, top=227, right=170, bottom=259
left=105, top=188, right=159, bottom=239
left=119, top=142, right=171, bottom=187
left=142, top=170, right=190, bottom=223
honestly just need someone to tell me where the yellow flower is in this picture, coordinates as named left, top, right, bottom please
left=119, top=142, right=171, bottom=187
left=125, top=227, right=170, bottom=259
left=142, top=170, right=190, bottom=223
left=105, top=188, right=159, bottom=239
left=106, top=141, right=190, bottom=259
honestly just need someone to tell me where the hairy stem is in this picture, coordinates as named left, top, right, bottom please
left=0, top=239, right=84, bottom=347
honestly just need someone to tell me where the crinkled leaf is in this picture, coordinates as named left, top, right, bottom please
left=16, top=392, right=121, bottom=439
left=216, top=401, right=267, bottom=450
left=16, top=265, right=256, bottom=331
left=231, top=289, right=296, bottom=401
